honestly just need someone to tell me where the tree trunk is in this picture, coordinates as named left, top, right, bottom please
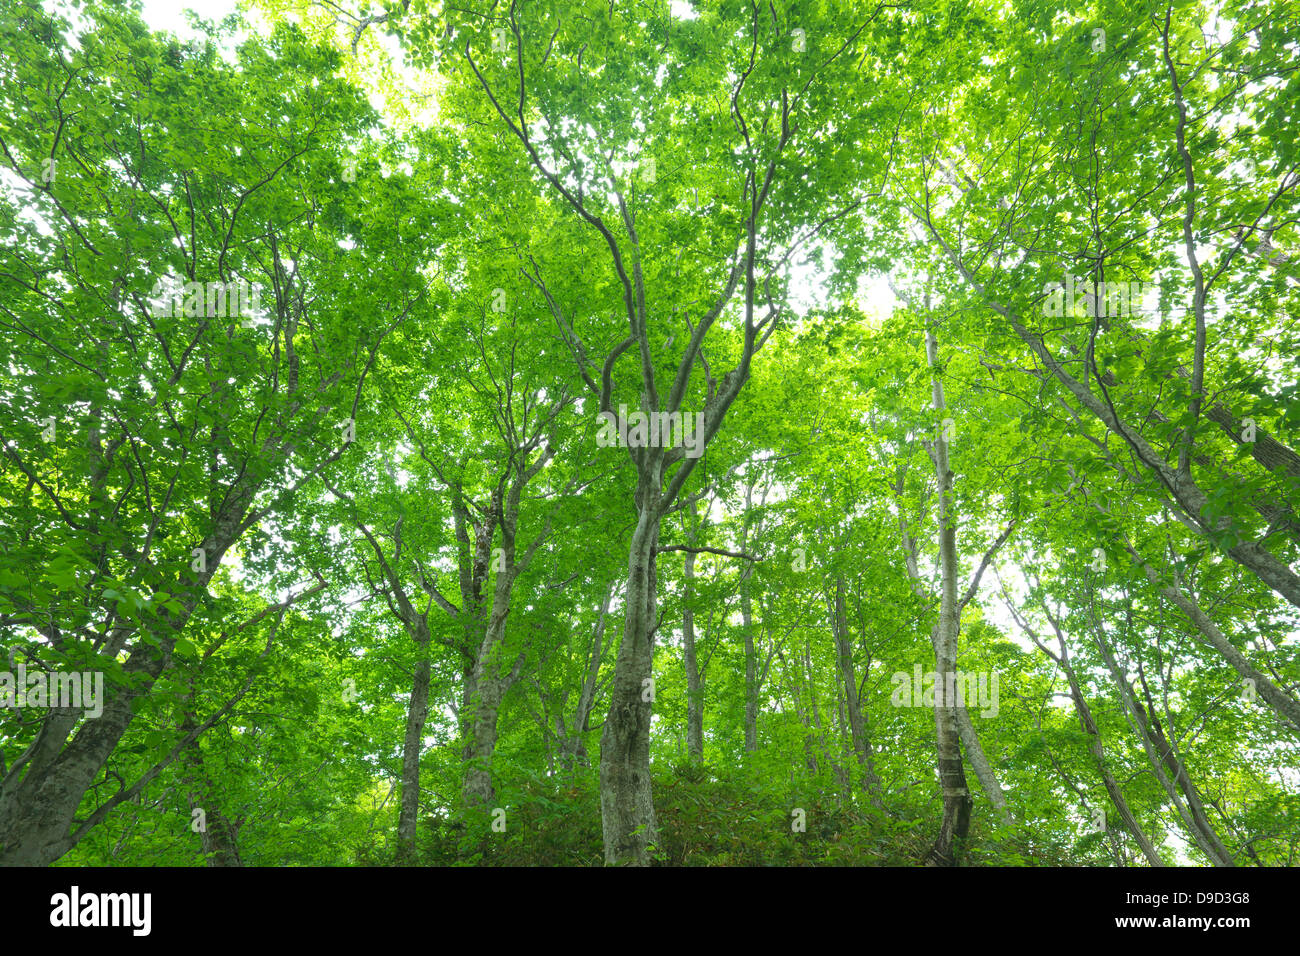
left=462, top=675, right=505, bottom=811
left=955, top=701, right=1008, bottom=818
left=559, top=581, right=616, bottom=770
left=830, top=576, right=885, bottom=807
left=1089, top=611, right=1235, bottom=866
left=1135, top=673, right=1235, bottom=867
left=683, top=550, right=704, bottom=761
left=740, top=487, right=760, bottom=753
left=461, top=581, right=522, bottom=813
left=997, top=310, right=1300, bottom=609
left=1051, top=634, right=1162, bottom=865
left=0, top=508, right=253, bottom=867
left=777, top=650, right=820, bottom=774
left=599, top=471, right=662, bottom=865
left=396, top=645, right=432, bottom=863
left=804, top=636, right=828, bottom=773
left=923, top=323, right=973, bottom=867
left=0, top=627, right=178, bottom=865
left=179, top=705, right=242, bottom=867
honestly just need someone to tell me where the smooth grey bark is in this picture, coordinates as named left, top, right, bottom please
left=0, top=656, right=166, bottom=866
left=467, top=20, right=824, bottom=863
left=393, top=379, right=573, bottom=832
left=582, top=233, right=778, bottom=865
left=444, top=475, right=495, bottom=807
left=459, top=594, right=513, bottom=814
left=898, top=502, right=1011, bottom=820
left=1130, top=393, right=1300, bottom=542
left=0, top=93, right=392, bottom=863
left=890, top=296, right=1015, bottom=825
left=461, top=571, right=528, bottom=812
left=1036, top=720, right=1125, bottom=865
left=325, top=477, right=445, bottom=865
left=988, top=304, right=1297, bottom=608
left=332, top=394, right=561, bottom=850
left=1134, top=668, right=1235, bottom=867
left=0, top=561, right=320, bottom=867
left=954, top=699, right=1008, bottom=818
left=462, top=652, right=517, bottom=812
left=1068, top=475, right=1300, bottom=735
left=459, top=430, right=560, bottom=814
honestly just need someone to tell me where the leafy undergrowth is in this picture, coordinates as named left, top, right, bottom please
left=419, top=763, right=1058, bottom=866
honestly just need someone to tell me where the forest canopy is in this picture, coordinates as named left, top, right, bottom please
left=0, top=0, right=1297, bottom=869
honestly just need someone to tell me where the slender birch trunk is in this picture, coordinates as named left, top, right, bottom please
left=923, top=322, right=973, bottom=866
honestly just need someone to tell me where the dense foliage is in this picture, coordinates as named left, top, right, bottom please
left=1, top=0, right=1296, bottom=867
